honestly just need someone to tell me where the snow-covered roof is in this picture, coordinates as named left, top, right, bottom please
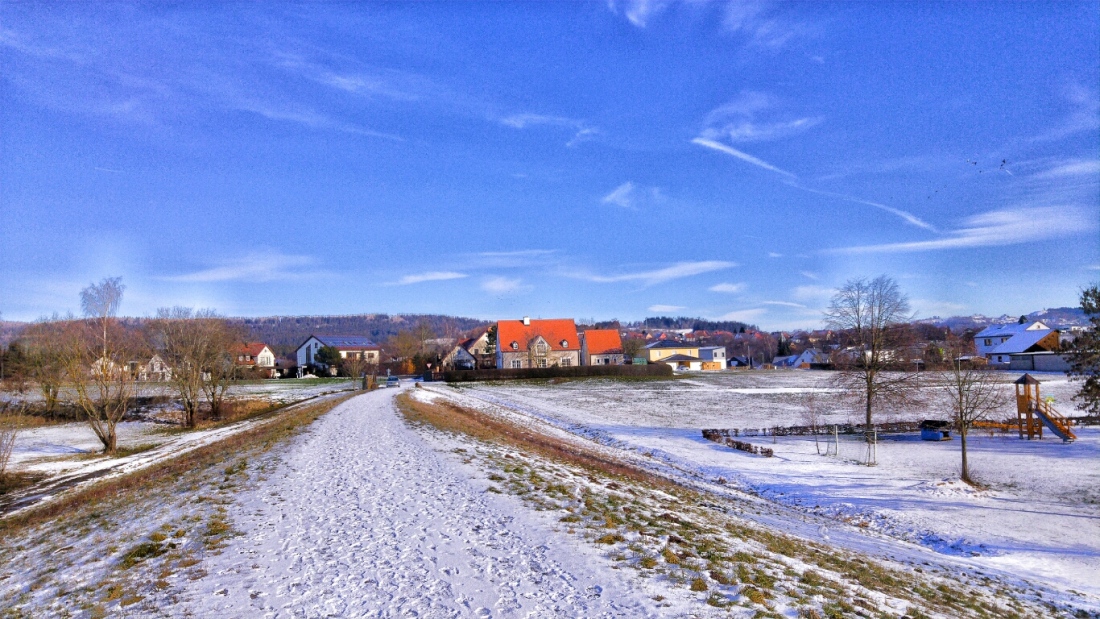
left=974, top=321, right=1048, bottom=339
left=988, top=329, right=1057, bottom=355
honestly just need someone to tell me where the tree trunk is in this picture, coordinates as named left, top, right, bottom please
left=960, top=427, right=971, bottom=485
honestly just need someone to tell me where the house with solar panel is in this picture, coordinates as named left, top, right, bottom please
left=296, top=335, right=381, bottom=371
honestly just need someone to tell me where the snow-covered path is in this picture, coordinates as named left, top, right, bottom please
left=176, top=387, right=661, bottom=618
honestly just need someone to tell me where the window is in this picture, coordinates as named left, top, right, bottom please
left=511, top=341, right=519, bottom=350
left=511, top=360, right=522, bottom=368
left=560, top=339, right=569, bottom=347
left=561, top=358, right=571, bottom=367
left=537, top=358, right=547, bottom=368
left=984, top=339, right=991, bottom=346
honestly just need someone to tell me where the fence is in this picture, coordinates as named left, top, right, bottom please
left=442, top=364, right=673, bottom=382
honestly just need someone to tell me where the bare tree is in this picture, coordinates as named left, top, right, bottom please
left=798, top=390, right=827, bottom=455
left=65, top=277, right=138, bottom=454
left=148, top=307, right=218, bottom=428
left=199, top=314, right=243, bottom=420
left=825, top=275, right=919, bottom=442
left=938, top=336, right=1005, bottom=485
left=18, top=315, right=71, bottom=418
left=0, top=401, right=18, bottom=478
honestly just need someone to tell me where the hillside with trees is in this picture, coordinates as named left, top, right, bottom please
left=233, top=314, right=491, bottom=357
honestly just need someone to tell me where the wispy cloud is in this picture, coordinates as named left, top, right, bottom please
left=700, top=91, right=821, bottom=143
left=911, top=299, right=968, bottom=318
left=601, top=182, right=665, bottom=209
left=787, top=183, right=937, bottom=232
left=721, top=1, right=813, bottom=49
left=767, top=252, right=783, bottom=258
left=607, top=0, right=673, bottom=28
left=762, top=301, right=806, bottom=308
left=499, top=113, right=597, bottom=147
left=648, top=304, right=685, bottom=313
left=799, top=271, right=819, bottom=280
left=828, top=206, right=1094, bottom=254
left=1032, top=83, right=1100, bottom=142
left=792, top=285, right=837, bottom=301
left=709, top=282, right=746, bottom=293
left=579, top=261, right=737, bottom=286
left=481, top=276, right=527, bottom=294
left=163, top=251, right=327, bottom=283
left=465, top=249, right=559, bottom=269
left=692, top=138, right=796, bottom=178
left=1030, top=159, right=1100, bottom=179
left=717, top=308, right=766, bottom=322
left=392, top=271, right=468, bottom=285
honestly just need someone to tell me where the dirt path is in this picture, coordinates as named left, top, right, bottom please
left=175, top=388, right=661, bottom=618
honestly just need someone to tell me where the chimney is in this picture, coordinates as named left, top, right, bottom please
left=522, top=316, right=531, bottom=326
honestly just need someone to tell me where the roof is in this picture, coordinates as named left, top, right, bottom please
left=238, top=342, right=270, bottom=357
left=661, top=354, right=702, bottom=362
left=645, top=340, right=700, bottom=349
left=1015, top=373, right=1041, bottom=385
left=583, top=329, right=622, bottom=355
left=300, top=335, right=379, bottom=350
left=497, top=318, right=580, bottom=352
left=975, top=321, right=1048, bottom=339
left=988, top=330, right=1057, bottom=355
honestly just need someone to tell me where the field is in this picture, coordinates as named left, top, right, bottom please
left=429, top=370, right=1099, bottom=606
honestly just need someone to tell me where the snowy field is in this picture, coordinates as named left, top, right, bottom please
left=3, top=379, right=356, bottom=476
left=432, top=371, right=1100, bottom=605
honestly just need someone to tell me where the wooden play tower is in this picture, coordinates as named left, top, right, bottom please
left=1014, top=374, right=1076, bottom=442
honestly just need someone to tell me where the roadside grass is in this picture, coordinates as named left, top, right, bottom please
left=0, top=472, right=47, bottom=497
left=0, top=391, right=356, bottom=616
left=397, top=392, right=1060, bottom=619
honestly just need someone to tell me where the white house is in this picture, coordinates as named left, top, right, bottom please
left=296, top=335, right=380, bottom=368
left=974, top=321, right=1051, bottom=357
left=697, top=346, right=727, bottom=368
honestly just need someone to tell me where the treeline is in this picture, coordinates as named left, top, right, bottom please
left=638, top=316, right=754, bottom=332
left=233, top=314, right=490, bottom=358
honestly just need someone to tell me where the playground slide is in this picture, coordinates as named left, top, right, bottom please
left=1035, top=407, right=1077, bottom=443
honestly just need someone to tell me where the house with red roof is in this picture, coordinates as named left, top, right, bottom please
left=496, top=317, right=581, bottom=369
left=236, top=342, right=276, bottom=369
left=580, top=329, right=624, bottom=365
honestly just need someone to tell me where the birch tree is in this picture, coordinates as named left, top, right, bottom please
left=65, top=277, right=136, bottom=454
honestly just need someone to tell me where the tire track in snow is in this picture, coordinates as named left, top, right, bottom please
left=175, top=388, right=660, bottom=618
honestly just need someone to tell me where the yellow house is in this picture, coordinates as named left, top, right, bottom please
left=643, top=341, right=701, bottom=363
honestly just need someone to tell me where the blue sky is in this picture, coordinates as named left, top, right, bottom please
left=1, top=2, right=1097, bottom=329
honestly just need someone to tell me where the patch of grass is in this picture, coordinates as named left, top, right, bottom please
left=595, top=532, right=625, bottom=545
left=690, top=576, right=708, bottom=592
left=113, top=443, right=159, bottom=458
left=118, top=541, right=168, bottom=569
left=0, top=472, right=48, bottom=496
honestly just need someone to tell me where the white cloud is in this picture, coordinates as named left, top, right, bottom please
left=600, top=182, right=664, bottom=209
left=692, top=138, right=796, bottom=178
left=768, top=252, right=783, bottom=258
left=800, top=271, right=819, bottom=280
left=1031, top=159, right=1100, bottom=179
left=762, top=301, right=806, bottom=308
left=499, top=113, right=596, bottom=147
left=648, top=304, right=685, bottom=313
left=163, top=251, right=326, bottom=283
left=580, top=261, right=737, bottom=286
left=606, top=0, right=673, bottom=28
left=481, top=276, right=526, bottom=294
left=792, top=285, right=837, bottom=301
left=602, top=182, right=637, bottom=208
left=700, top=91, right=821, bottom=144
left=718, top=308, right=767, bottom=322
left=829, top=206, right=1095, bottom=254
left=911, top=299, right=968, bottom=318
left=721, top=1, right=810, bottom=49
left=709, top=282, right=746, bottom=293
left=393, top=271, right=467, bottom=285
left=787, top=183, right=937, bottom=232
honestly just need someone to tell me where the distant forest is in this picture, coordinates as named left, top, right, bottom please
left=638, top=316, right=754, bottom=333
left=234, top=314, right=490, bottom=358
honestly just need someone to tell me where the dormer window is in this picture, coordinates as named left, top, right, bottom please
left=511, top=341, right=519, bottom=349
left=560, top=340, right=569, bottom=347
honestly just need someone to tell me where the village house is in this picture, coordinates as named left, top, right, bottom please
left=440, top=343, right=477, bottom=371
left=697, top=346, right=727, bottom=370
left=974, top=321, right=1059, bottom=366
left=296, top=335, right=381, bottom=368
left=580, top=329, right=624, bottom=365
left=134, top=354, right=171, bottom=382
left=496, top=317, right=581, bottom=369
left=235, top=342, right=277, bottom=378
left=642, top=340, right=701, bottom=363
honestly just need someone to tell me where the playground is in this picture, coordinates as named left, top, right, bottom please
left=434, top=370, right=1100, bottom=602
